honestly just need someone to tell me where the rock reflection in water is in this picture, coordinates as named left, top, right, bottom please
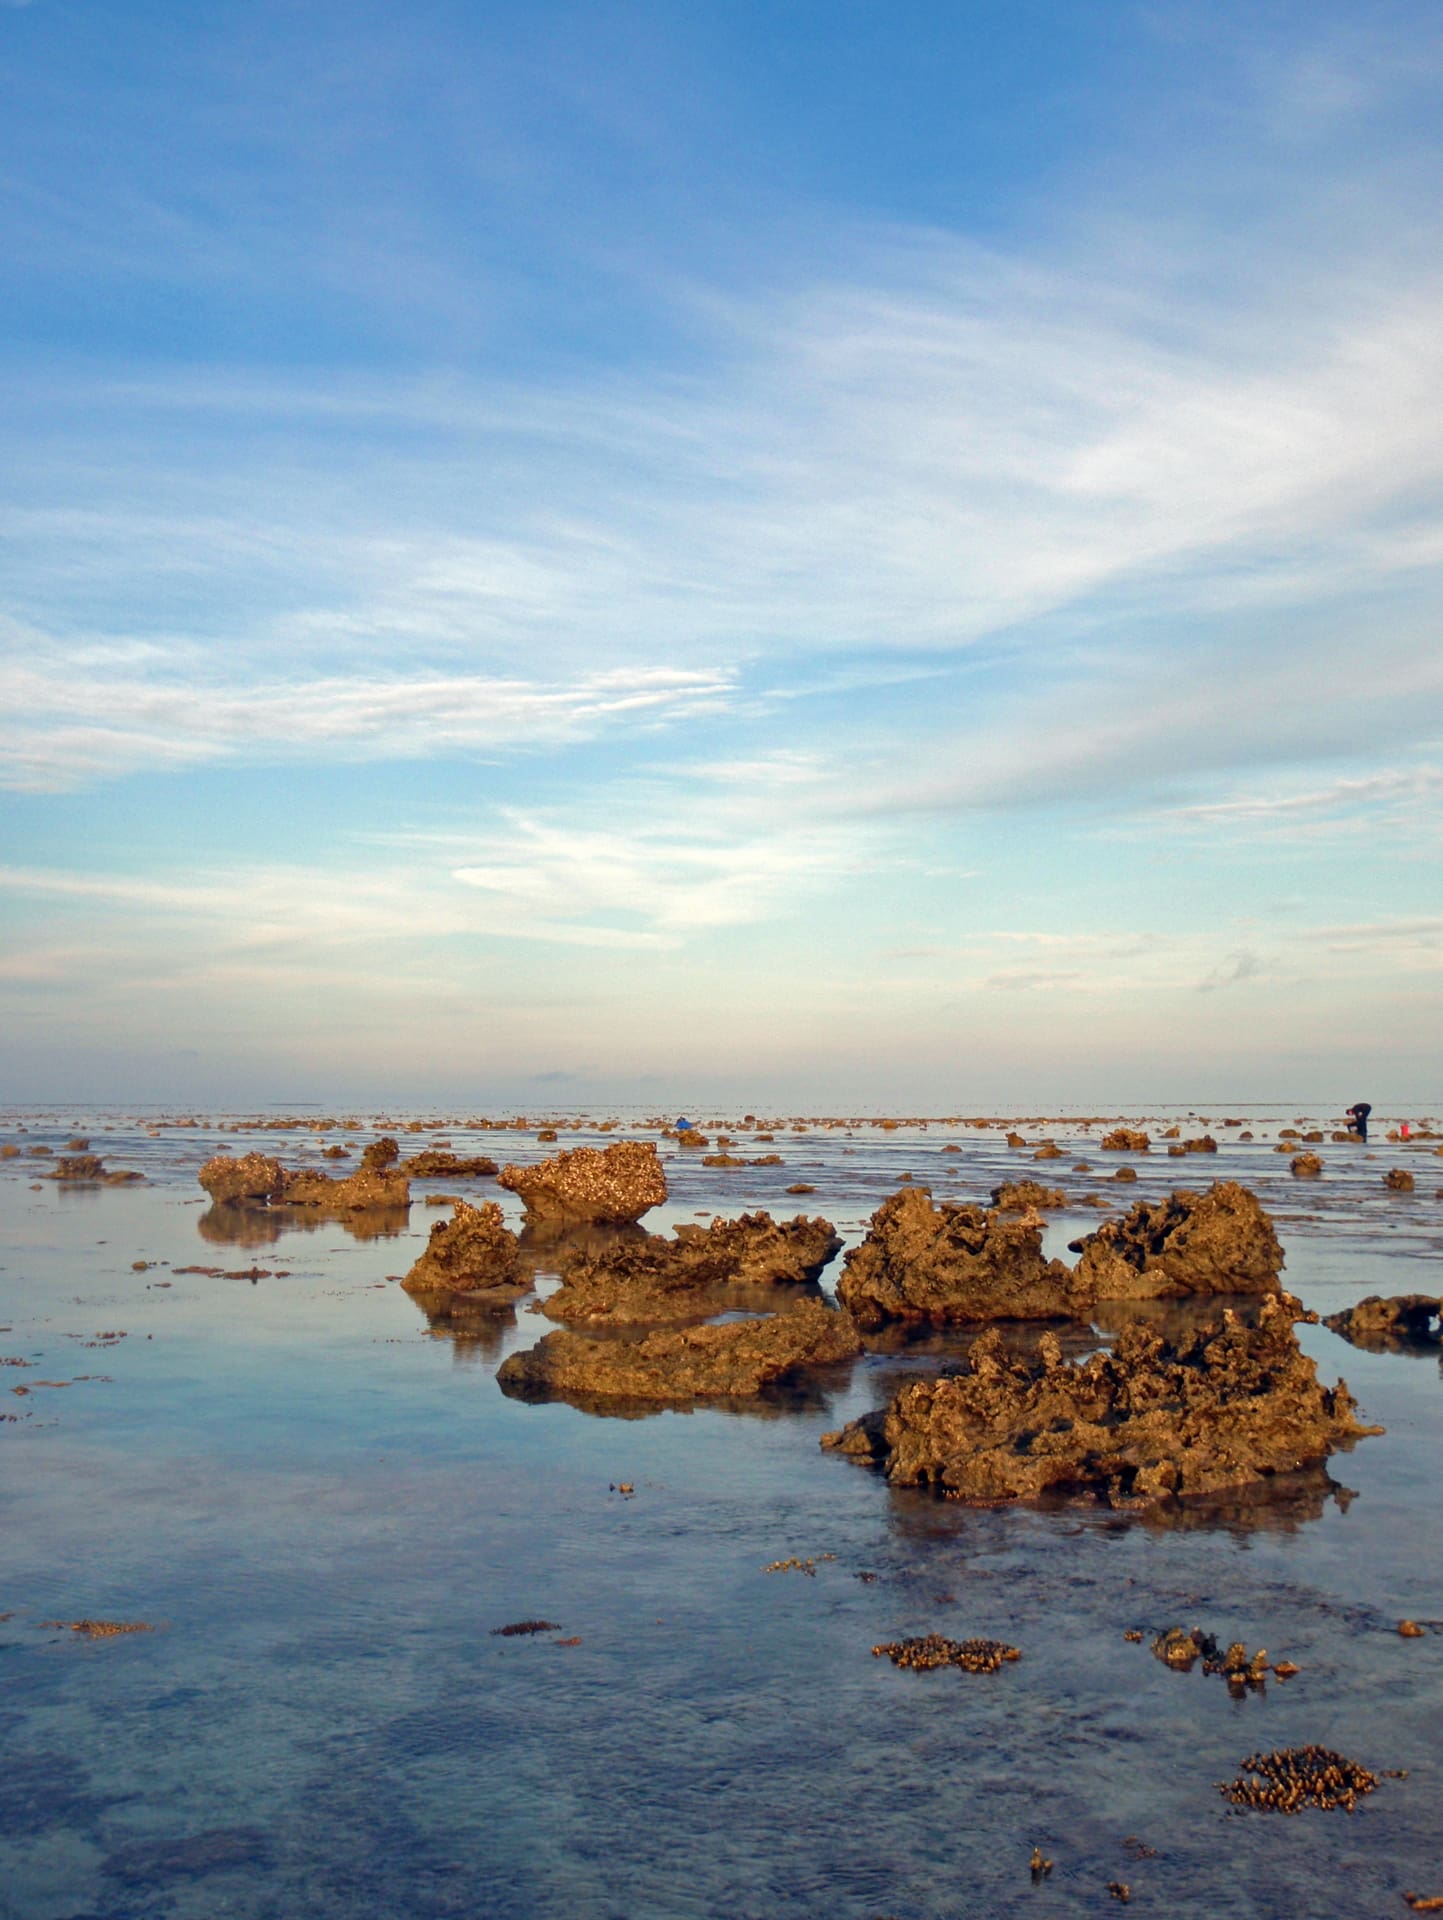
left=495, top=1369, right=848, bottom=1423
left=515, top=1217, right=646, bottom=1278
left=198, top=1202, right=412, bottom=1247
left=419, top=1300, right=518, bottom=1365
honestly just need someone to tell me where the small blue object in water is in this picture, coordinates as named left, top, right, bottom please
left=674, top=1117, right=694, bottom=1132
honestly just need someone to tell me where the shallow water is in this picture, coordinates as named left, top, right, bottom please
left=2, top=1106, right=1441, bottom=1919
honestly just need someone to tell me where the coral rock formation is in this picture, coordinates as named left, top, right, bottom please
left=821, top=1295, right=1375, bottom=1508
left=1069, top=1181, right=1283, bottom=1300
left=1101, top=1129, right=1150, bottom=1153
left=498, top=1140, right=666, bottom=1225
left=835, top=1187, right=1090, bottom=1329
left=542, top=1212, right=842, bottom=1326
left=402, top=1199, right=526, bottom=1303
left=498, top=1297, right=860, bottom=1403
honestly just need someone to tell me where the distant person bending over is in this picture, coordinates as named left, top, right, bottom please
left=1345, top=1101, right=1372, bottom=1143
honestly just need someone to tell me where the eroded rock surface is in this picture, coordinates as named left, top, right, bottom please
left=498, top=1140, right=666, bottom=1225
left=498, top=1298, right=860, bottom=1403
left=990, top=1181, right=1067, bottom=1212
left=198, top=1150, right=409, bottom=1211
left=1069, top=1181, right=1283, bottom=1301
left=403, top=1150, right=500, bottom=1178
left=821, top=1296, right=1375, bottom=1508
left=542, top=1212, right=842, bottom=1326
left=1325, top=1294, right=1441, bottom=1348
left=835, top=1188, right=1090, bottom=1329
left=1101, top=1129, right=1150, bottom=1153
left=402, top=1199, right=526, bottom=1304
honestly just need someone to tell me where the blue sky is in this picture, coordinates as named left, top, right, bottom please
left=2, top=0, right=1442, bottom=1109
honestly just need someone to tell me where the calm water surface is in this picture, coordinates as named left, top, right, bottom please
left=2, top=1106, right=1441, bottom=1919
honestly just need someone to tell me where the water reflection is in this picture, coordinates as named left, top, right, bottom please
left=197, top=1202, right=411, bottom=1246
left=495, top=1370, right=850, bottom=1422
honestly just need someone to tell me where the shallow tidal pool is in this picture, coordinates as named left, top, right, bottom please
left=2, top=1105, right=1441, bottom=1919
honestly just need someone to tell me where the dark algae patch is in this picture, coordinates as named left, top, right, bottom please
left=491, top=1619, right=561, bottom=1637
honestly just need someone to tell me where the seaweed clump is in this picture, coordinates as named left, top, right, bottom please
left=1217, top=1746, right=1378, bottom=1813
left=872, top=1633, right=1020, bottom=1673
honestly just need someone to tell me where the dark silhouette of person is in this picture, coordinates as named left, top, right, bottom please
left=1345, top=1101, right=1372, bottom=1142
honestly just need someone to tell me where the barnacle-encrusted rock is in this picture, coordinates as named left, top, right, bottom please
left=990, top=1181, right=1067, bottom=1212
left=872, top=1634, right=1019, bottom=1673
left=199, top=1152, right=288, bottom=1204
left=820, top=1295, right=1376, bottom=1508
left=1069, top=1181, right=1283, bottom=1300
left=43, top=1154, right=144, bottom=1185
left=1217, top=1747, right=1379, bottom=1813
left=402, top=1199, right=526, bottom=1303
left=835, top=1187, right=1089, bottom=1329
left=1101, top=1129, right=1150, bottom=1153
left=542, top=1212, right=842, bottom=1326
left=1291, top=1153, right=1323, bottom=1178
left=498, top=1297, right=860, bottom=1403
left=1384, top=1168, right=1416, bottom=1193
left=498, top=1139, right=666, bottom=1225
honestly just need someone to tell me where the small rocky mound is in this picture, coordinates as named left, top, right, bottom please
left=820, top=1295, right=1375, bottom=1508
left=1182, top=1135, right=1218, bottom=1154
left=43, top=1155, right=142, bottom=1185
left=1101, top=1129, right=1149, bottom=1153
left=402, top=1200, right=526, bottom=1303
left=1069, top=1181, right=1283, bottom=1300
left=872, top=1634, right=1019, bottom=1673
left=1384, top=1168, right=1416, bottom=1192
left=542, top=1212, right=842, bottom=1326
left=197, top=1150, right=409, bottom=1211
left=1291, top=1153, right=1323, bottom=1178
left=498, top=1140, right=666, bottom=1224
left=361, top=1137, right=400, bottom=1170
left=990, top=1181, right=1067, bottom=1212
left=835, top=1188, right=1089, bottom=1329
left=497, top=1298, right=860, bottom=1403
left=1324, top=1294, right=1441, bottom=1347
left=403, top=1150, right=500, bottom=1178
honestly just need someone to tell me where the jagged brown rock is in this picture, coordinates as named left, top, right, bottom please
left=1102, top=1129, right=1150, bottom=1152
left=199, top=1153, right=287, bottom=1204
left=43, top=1155, right=144, bottom=1185
left=1384, top=1168, right=1416, bottom=1192
left=835, top=1187, right=1090, bottom=1329
left=1291, top=1153, right=1323, bottom=1178
left=1069, top=1181, right=1283, bottom=1300
left=821, top=1295, right=1376, bottom=1508
left=402, top=1199, right=527, bottom=1303
left=498, top=1298, right=860, bottom=1403
left=542, top=1212, right=842, bottom=1325
left=498, top=1140, right=666, bottom=1224
left=990, top=1181, right=1067, bottom=1212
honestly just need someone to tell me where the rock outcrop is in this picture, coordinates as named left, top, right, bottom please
left=43, top=1155, right=143, bottom=1185
left=1291, top=1153, right=1323, bottom=1179
left=1324, top=1294, right=1441, bottom=1348
left=498, top=1140, right=666, bottom=1225
left=835, top=1188, right=1090, bottom=1329
left=990, top=1181, right=1067, bottom=1212
left=821, top=1295, right=1376, bottom=1509
left=498, top=1298, right=861, bottom=1403
left=198, top=1149, right=409, bottom=1211
left=402, top=1150, right=500, bottom=1178
left=542, top=1212, right=842, bottom=1326
left=1101, top=1129, right=1149, bottom=1153
left=1068, top=1182, right=1283, bottom=1300
left=402, top=1199, right=527, bottom=1304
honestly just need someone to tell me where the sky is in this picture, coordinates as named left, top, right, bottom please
left=2, top=0, right=1442, bottom=1111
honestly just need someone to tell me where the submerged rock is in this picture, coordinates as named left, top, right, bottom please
left=1069, top=1181, right=1283, bottom=1300
left=1290, top=1153, right=1323, bottom=1179
left=835, top=1187, right=1090, bottom=1329
left=542, top=1212, right=842, bottom=1326
left=498, top=1139, right=666, bottom=1225
left=820, top=1295, right=1376, bottom=1509
left=498, top=1297, right=860, bottom=1403
left=402, top=1199, right=526, bottom=1303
